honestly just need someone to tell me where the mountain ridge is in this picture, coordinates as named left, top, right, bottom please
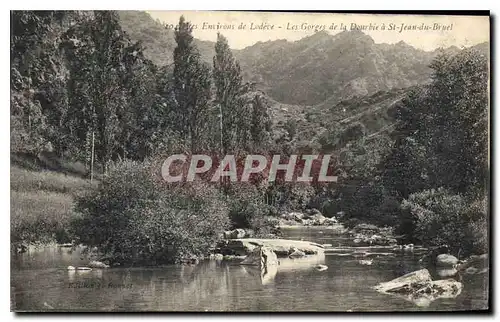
left=117, top=11, right=488, bottom=109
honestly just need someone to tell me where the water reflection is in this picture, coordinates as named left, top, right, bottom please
left=11, top=229, right=489, bottom=312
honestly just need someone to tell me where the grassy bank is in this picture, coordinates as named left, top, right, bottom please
left=11, top=165, right=96, bottom=248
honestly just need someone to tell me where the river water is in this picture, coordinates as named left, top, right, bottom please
left=11, top=227, right=489, bottom=312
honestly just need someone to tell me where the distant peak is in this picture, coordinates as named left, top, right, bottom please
left=314, top=30, right=330, bottom=36
left=301, top=30, right=331, bottom=41
left=333, top=29, right=375, bottom=44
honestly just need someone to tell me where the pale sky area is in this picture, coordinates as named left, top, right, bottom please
left=147, top=11, right=490, bottom=51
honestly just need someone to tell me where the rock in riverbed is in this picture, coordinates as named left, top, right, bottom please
left=436, top=268, right=458, bottom=278
left=436, top=254, right=459, bottom=267
left=374, top=269, right=462, bottom=307
left=352, top=233, right=397, bottom=246
left=288, top=247, right=306, bottom=258
left=224, top=228, right=247, bottom=239
left=278, top=210, right=338, bottom=227
left=240, top=246, right=278, bottom=268
left=217, top=238, right=324, bottom=257
left=88, top=260, right=110, bottom=268
left=457, top=253, right=488, bottom=272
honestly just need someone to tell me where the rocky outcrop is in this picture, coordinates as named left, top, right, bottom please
left=374, top=269, right=463, bottom=307
left=239, top=247, right=279, bottom=285
left=217, top=238, right=324, bottom=257
left=348, top=224, right=398, bottom=246
left=352, top=233, right=397, bottom=246
left=277, top=211, right=338, bottom=227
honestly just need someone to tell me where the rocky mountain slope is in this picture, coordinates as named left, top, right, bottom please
left=116, top=11, right=489, bottom=151
left=234, top=30, right=461, bottom=106
left=118, top=10, right=215, bottom=66
left=118, top=11, right=487, bottom=109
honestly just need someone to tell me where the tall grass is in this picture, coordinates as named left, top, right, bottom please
left=11, top=166, right=96, bottom=196
left=10, top=166, right=96, bottom=247
left=11, top=191, right=75, bottom=244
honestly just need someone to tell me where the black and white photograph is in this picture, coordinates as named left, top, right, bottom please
left=9, top=10, right=490, bottom=312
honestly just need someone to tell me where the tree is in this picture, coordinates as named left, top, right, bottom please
left=382, top=48, right=489, bottom=199
left=213, top=32, right=253, bottom=153
left=63, top=11, right=136, bottom=174
left=173, top=16, right=211, bottom=152
left=10, top=11, right=69, bottom=155
left=249, top=94, right=272, bottom=151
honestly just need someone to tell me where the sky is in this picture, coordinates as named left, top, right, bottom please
left=147, top=11, right=490, bottom=51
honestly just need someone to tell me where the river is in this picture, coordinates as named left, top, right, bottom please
left=11, top=227, right=489, bottom=312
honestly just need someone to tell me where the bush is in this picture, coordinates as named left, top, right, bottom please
left=401, top=188, right=487, bottom=257
left=72, top=160, right=230, bottom=265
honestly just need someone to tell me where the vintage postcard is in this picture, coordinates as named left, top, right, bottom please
left=10, top=10, right=490, bottom=312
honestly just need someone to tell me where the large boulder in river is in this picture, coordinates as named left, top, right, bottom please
left=375, top=269, right=432, bottom=293
left=374, top=269, right=463, bottom=307
left=436, top=254, right=459, bottom=267
left=351, top=233, right=397, bottom=246
left=240, top=246, right=278, bottom=268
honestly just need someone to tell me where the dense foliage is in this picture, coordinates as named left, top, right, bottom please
left=341, top=48, right=489, bottom=255
left=72, top=161, right=230, bottom=264
left=401, top=188, right=487, bottom=257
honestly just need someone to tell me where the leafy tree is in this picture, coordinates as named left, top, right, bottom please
left=172, top=16, right=212, bottom=151
left=250, top=94, right=272, bottom=150
left=382, top=48, right=488, bottom=199
left=213, top=32, right=253, bottom=153
left=10, top=11, right=70, bottom=155
left=63, top=11, right=147, bottom=173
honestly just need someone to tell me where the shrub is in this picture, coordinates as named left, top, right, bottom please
left=401, top=188, right=487, bottom=257
left=72, top=160, right=230, bottom=265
